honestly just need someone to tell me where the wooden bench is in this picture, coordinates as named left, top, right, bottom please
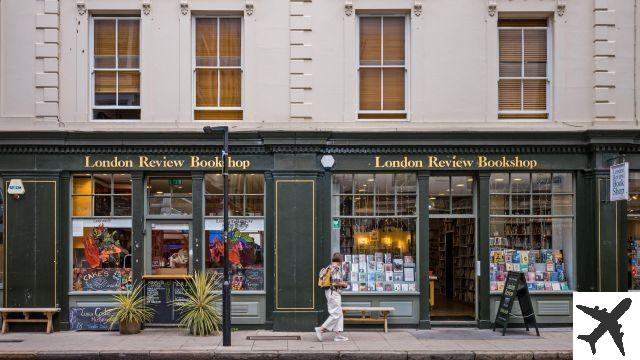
left=342, top=306, right=394, bottom=333
left=0, top=308, right=60, bottom=334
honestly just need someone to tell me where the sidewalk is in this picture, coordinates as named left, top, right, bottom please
left=0, top=327, right=572, bottom=359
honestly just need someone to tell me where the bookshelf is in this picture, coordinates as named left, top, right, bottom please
left=431, top=219, right=475, bottom=304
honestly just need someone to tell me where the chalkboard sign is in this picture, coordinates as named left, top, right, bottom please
left=492, top=271, right=539, bottom=336
left=145, top=279, right=187, bottom=325
left=69, top=306, right=117, bottom=331
left=243, top=268, right=264, bottom=291
left=74, top=268, right=131, bottom=291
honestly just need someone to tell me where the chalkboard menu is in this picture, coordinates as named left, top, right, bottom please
left=492, top=271, right=539, bottom=336
left=73, top=268, right=131, bottom=291
left=242, top=268, right=264, bottom=291
left=145, top=279, right=187, bottom=325
left=69, top=306, right=116, bottom=331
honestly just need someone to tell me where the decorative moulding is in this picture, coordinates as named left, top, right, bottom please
left=557, top=0, right=566, bottom=16
left=413, top=0, right=422, bottom=17
left=142, top=0, right=151, bottom=15
left=488, top=0, right=497, bottom=17
left=345, top=0, right=353, bottom=16
left=245, top=0, right=254, bottom=16
left=76, top=0, right=86, bottom=15
left=180, top=0, right=189, bottom=15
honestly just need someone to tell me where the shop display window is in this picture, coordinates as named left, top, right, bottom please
left=0, top=187, right=3, bottom=285
left=489, top=173, right=573, bottom=292
left=628, top=172, right=640, bottom=290
left=72, top=219, right=132, bottom=291
left=147, top=177, right=193, bottom=215
left=205, top=174, right=265, bottom=291
left=151, top=223, right=190, bottom=275
left=332, top=174, right=418, bottom=293
left=72, top=174, right=132, bottom=216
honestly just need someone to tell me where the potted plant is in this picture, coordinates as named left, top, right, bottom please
left=175, top=271, right=222, bottom=336
left=106, top=282, right=154, bottom=334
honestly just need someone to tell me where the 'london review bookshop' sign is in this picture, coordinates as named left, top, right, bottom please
left=83, top=155, right=251, bottom=170
left=373, top=155, right=538, bottom=169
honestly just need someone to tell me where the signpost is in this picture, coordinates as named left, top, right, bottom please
left=492, top=271, right=540, bottom=336
left=610, top=162, right=629, bottom=202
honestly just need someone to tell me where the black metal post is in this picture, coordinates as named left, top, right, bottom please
left=204, top=126, right=231, bottom=346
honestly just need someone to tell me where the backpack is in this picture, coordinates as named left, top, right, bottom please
left=318, top=265, right=332, bottom=288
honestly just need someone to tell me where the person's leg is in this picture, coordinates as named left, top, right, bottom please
left=332, top=294, right=348, bottom=341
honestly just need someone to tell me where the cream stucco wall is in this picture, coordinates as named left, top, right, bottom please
left=0, top=0, right=638, bottom=132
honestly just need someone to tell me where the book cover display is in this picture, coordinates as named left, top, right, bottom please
left=341, top=252, right=416, bottom=292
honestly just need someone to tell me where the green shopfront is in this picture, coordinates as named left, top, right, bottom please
left=0, top=130, right=636, bottom=331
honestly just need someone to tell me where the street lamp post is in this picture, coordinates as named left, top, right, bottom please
left=203, top=126, right=231, bottom=347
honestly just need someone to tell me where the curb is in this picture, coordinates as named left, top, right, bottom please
left=0, top=350, right=573, bottom=360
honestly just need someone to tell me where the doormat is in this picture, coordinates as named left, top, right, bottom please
left=246, top=336, right=301, bottom=341
left=411, top=329, right=541, bottom=340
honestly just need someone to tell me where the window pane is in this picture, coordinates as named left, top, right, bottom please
left=490, top=195, right=508, bottom=215
left=93, top=109, right=140, bottom=120
left=172, top=197, right=193, bottom=215
left=354, top=174, right=374, bottom=194
left=498, top=79, right=522, bottom=110
left=149, top=178, right=171, bottom=196
left=510, top=173, right=531, bottom=193
left=219, top=69, right=241, bottom=107
left=205, top=195, right=223, bottom=216
left=429, top=177, right=450, bottom=214
left=383, top=17, right=404, bottom=65
left=219, top=18, right=241, bottom=67
left=552, top=195, right=573, bottom=215
left=118, top=71, right=140, bottom=106
left=245, top=195, right=264, bottom=216
left=117, top=19, right=140, bottom=68
left=359, top=17, right=381, bottom=66
left=490, top=173, right=509, bottom=193
left=229, top=195, right=243, bottom=216
left=172, top=178, right=192, bottom=195
left=523, top=79, right=546, bottom=111
left=152, top=227, right=189, bottom=275
left=382, top=68, right=405, bottom=111
left=375, top=174, right=393, bottom=194
left=94, top=19, right=116, bottom=68
left=206, top=228, right=264, bottom=291
left=511, top=195, right=531, bottom=215
left=429, top=195, right=449, bottom=214
left=339, top=195, right=353, bottom=216
left=113, top=174, right=132, bottom=194
left=246, top=174, right=264, bottom=194
left=452, top=196, right=473, bottom=214
left=354, top=195, right=374, bottom=216
left=630, top=172, right=640, bottom=194
left=499, top=29, right=522, bottom=77
left=94, top=71, right=117, bottom=106
left=148, top=197, right=171, bottom=215
left=114, top=195, right=132, bottom=216
left=532, top=195, right=551, bottom=215
left=359, top=68, right=381, bottom=110
left=196, top=69, right=218, bottom=107
left=375, top=195, right=394, bottom=216
left=73, top=196, right=92, bottom=216
left=451, top=176, right=473, bottom=195
left=552, top=173, right=573, bottom=193
left=73, top=176, right=92, bottom=195
left=333, top=174, right=353, bottom=194
left=397, top=195, right=416, bottom=215
left=524, top=29, right=546, bottom=77
left=395, top=174, right=416, bottom=193
left=94, top=174, right=111, bottom=194
left=229, top=174, right=244, bottom=194
left=196, top=18, right=217, bottom=67
left=532, top=173, right=552, bottom=193
left=94, top=195, right=112, bottom=216
left=205, top=174, right=223, bottom=194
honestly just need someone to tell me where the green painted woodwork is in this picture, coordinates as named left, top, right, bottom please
left=477, top=172, right=491, bottom=328
left=417, top=172, right=430, bottom=329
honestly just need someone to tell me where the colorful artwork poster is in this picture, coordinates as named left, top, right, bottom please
left=73, top=268, right=132, bottom=291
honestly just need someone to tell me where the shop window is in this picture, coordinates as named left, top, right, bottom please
left=0, top=186, right=3, bottom=286
left=92, top=17, right=141, bottom=120
left=194, top=17, right=243, bottom=121
left=498, top=19, right=549, bottom=120
left=151, top=223, right=190, bottom=275
left=72, top=219, right=133, bottom=292
left=358, top=15, right=408, bottom=120
left=332, top=174, right=418, bottom=292
left=489, top=173, right=573, bottom=292
left=205, top=174, right=264, bottom=291
left=147, top=177, right=193, bottom=215
left=429, top=176, right=474, bottom=215
left=72, top=174, right=132, bottom=217
left=628, top=172, right=640, bottom=290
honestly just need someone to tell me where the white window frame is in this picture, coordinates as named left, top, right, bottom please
left=89, top=16, right=142, bottom=121
left=192, top=16, right=244, bottom=121
left=497, top=19, right=553, bottom=120
left=356, top=14, right=410, bottom=122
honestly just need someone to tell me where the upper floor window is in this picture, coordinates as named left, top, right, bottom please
left=498, top=19, right=549, bottom=120
left=194, top=17, right=243, bottom=121
left=92, top=17, right=141, bottom=120
left=358, top=15, right=408, bottom=120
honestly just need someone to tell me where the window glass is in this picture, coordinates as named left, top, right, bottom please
left=72, top=220, right=132, bottom=291
left=628, top=172, right=640, bottom=290
left=147, top=177, right=192, bottom=216
left=0, top=186, right=3, bottom=285
left=332, top=174, right=418, bottom=293
left=72, top=174, right=132, bottom=217
left=430, top=176, right=474, bottom=215
left=92, top=17, right=140, bottom=120
left=204, top=174, right=264, bottom=217
left=490, top=172, right=573, bottom=292
left=151, top=224, right=189, bottom=275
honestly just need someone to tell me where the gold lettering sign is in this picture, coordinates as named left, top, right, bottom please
left=374, top=155, right=538, bottom=169
left=83, top=156, right=251, bottom=170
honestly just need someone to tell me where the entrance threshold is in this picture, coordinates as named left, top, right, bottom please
left=430, top=320, right=477, bottom=328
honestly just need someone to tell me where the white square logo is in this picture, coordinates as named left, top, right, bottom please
left=574, top=292, right=640, bottom=359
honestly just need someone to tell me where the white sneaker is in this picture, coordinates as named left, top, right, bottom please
left=314, top=327, right=323, bottom=342
left=334, top=335, right=349, bottom=342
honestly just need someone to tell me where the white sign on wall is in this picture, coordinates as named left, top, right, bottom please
left=7, top=179, right=25, bottom=195
left=610, top=162, right=629, bottom=201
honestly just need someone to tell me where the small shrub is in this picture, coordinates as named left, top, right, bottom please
left=106, top=282, right=154, bottom=330
left=175, top=271, right=222, bottom=336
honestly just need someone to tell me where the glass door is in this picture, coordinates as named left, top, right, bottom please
left=147, top=222, right=192, bottom=276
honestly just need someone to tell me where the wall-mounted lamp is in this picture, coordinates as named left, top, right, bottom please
left=321, top=155, right=335, bottom=170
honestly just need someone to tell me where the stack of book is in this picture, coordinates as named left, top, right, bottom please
left=342, top=252, right=416, bottom=292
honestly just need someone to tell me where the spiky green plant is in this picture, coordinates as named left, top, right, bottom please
left=106, top=282, right=154, bottom=329
left=175, top=271, right=222, bottom=336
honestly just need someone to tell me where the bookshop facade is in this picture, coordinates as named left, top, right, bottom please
left=0, top=130, right=636, bottom=330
